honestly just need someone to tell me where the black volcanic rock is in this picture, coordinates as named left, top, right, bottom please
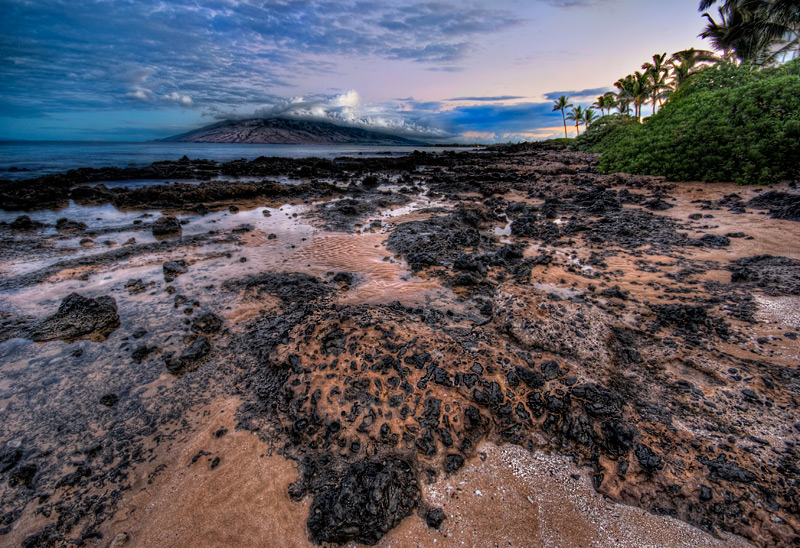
left=9, top=215, right=44, bottom=230
left=152, top=216, right=182, bottom=237
left=163, top=260, right=188, bottom=282
left=748, top=190, right=800, bottom=221
left=306, top=458, right=420, bottom=545
left=161, top=117, right=428, bottom=146
left=31, top=293, right=120, bottom=342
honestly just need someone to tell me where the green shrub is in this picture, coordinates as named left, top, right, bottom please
left=685, top=58, right=800, bottom=95
left=573, top=114, right=638, bottom=152
left=597, top=69, right=800, bottom=184
left=541, top=137, right=574, bottom=149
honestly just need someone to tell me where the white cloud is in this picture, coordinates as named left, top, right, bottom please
left=125, top=89, right=150, bottom=102
left=163, top=92, right=193, bottom=106
left=248, top=90, right=448, bottom=138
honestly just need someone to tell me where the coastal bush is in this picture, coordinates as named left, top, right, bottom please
left=541, top=137, right=574, bottom=149
left=686, top=58, right=800, bottom=95
left=573, top=114, right=637, bottom=152
left=595, top=61, right=800, bottom=184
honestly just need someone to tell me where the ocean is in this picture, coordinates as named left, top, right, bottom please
left=0, top=141, right=470, bottom=181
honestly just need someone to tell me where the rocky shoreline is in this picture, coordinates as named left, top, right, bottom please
left=1, top=145, right=799, bottom=547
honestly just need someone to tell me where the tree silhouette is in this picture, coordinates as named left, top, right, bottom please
left=552, top=95, right=573, bottom=138
left=566, top=106, right=585, bottom=136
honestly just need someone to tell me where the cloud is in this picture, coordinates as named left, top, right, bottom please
left=163, top=92, right=193, bottom=106
left=126, top=89, right=149, bottom=102
left=0, top=0, right=522, bottom=123
left=448, top=96, right=526, bottom=102
left=543, top=87, right=612, bottom=101
left=538, top=0, right=607, bottom=6
left=202, top=91, right=571, bottom=143
left=0, top=1, right=612, bottom=142
left=243, top=90, right=449, bottom=139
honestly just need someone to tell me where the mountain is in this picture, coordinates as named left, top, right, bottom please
left=161, top=118, right=429, bottom=145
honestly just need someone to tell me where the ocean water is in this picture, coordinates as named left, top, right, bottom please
left=0, top=141, right=469, bottom=181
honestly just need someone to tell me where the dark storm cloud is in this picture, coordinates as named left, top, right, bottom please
left=0, top=0, right=521, bottom=119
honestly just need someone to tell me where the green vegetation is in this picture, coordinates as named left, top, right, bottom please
left=566, top=106, right=586, bottom=135
left=585, top=59, right=800, bottom=184
left=700, top=0, right=799, bottom=65
left=559, top=3, right=800, bottom=185
left=573, top=114, right=638, bottom=153
left=540, top=137, right=574, bottom=149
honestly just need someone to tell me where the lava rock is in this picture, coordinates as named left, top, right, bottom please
left=31, top=293, right=119, bottom=342
left=307, top=458, right=420, bottom=545
left=697, top=455, right=756, bottom=484
left=99, top=393, right=118, bottom=407
left=695, top=234, right=730, bottom=248
left=181, top=337, right=210, bottom=362
left=748, top=191, right=800, bottom=221
left=644, top=198, right=674, bottom=211
left=515, top=366, right=545, bottom=389
left=165, top=337, right=211, bottom=375
left=124, top=278, right=147, bottom=295
left=9, top=215, right=44, bottom=231
left=224, top=272, right=332, bottom=304
left=541, top=359, right=562, bottom=381
left=163, top=260, right=188, bottom=282
left=8, top=463, right=37, bottom=488
left=131, top=345, right=155, bottom=363
left=332, top=272, right=355, bottom=285
left=425, top=507, right=446, bottom=529
left=152, top=216, right=182, bottom=237
left=635, top=444, right=664, bottom=475
left=654, top=303, right=728, bottom=341
left=444, top=453, right=465, bottom=473
left=191, top=312, right=223, bottom=335
left=55, top=218, right=87, bottom=232
left=572, top=384, right=623, bottom=417
left=600, top=419, right=636, bottom=457
left=729, top=255, right=800, bottom=296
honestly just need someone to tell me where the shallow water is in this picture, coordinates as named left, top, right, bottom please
left=0, top=190, right=465, bottom=544
left=0, top=141, right=474, bottom=180
left=0, top=196, right=453, bottom=315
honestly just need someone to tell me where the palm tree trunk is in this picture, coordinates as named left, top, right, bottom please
left=575, top=122, right=580, bottom=136
left=561, top=111, right=568, bottom=138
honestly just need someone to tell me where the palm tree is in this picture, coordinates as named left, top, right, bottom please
left=566, top=106, right=585, bottom=136
left=616, top=72, right=651, bottom=121
left=668, top=48, right=719, bottom=89
left=632, top=71, right=652, bottom=121
left=604, top=92, right=625, bottom=115
left=592, top=94, right=616, bottom=117
left=699, top=1, right=798, bottom=64
left=592, top=95, right=604, bottom=116
left=700, top=6, right=768, bottom=63
left=642, top=52, right=669, bottom=114
left=552, top=96, right=573, bottom=138
left=583, top=108, right=597, bottom=129
left=700, top=0, right=799, bottom=30
left=613, top=75, right=636, bottom=116
left=603, top=93, right=617, bottom=114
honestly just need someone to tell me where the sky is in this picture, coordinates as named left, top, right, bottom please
left=0, top=0, right=714, bottom=143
